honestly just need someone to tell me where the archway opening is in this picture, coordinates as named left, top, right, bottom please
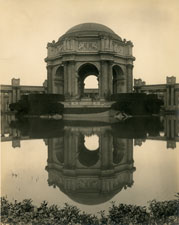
left=84, top=75, right=98, bottom=89
left=78, top=63, right=99, bottom=99
left=78, top=134, right=99, bottom=167
left=112, top=65, right=124, bottom=94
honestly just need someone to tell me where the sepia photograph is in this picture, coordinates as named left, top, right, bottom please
left=1, top=0, right=179, bottom=224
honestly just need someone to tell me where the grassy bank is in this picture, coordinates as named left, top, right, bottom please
left=1, top=195, right=178, bottom=225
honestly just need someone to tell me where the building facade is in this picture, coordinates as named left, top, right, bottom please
left=134, top=76, right=179, bottom=111
left=0, top=78, right=47, bottom=113
left=1, top=23, right=178, bottom=113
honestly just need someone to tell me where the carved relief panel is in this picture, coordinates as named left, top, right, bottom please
left=78, top=41, right=98, bottom=52
left=113, top=41, right=123, bottom=54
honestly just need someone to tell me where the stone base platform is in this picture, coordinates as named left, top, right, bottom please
left=62, top=100, right=115, bottom=108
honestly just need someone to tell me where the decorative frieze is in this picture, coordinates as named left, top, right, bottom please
left=78, top=41, right=98, bottom=51
left=48, top=38, right=128, bottom=57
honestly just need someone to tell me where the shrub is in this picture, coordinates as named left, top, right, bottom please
left=111, top=93, right=163, bottom=115
left=1, top=195, right=178, bottom=225
left=9, top=94, right=64, bottom=116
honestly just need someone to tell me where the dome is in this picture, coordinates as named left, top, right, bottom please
left=66, top=23, right=115, bottom=35
left=59, top=23, right=122, bottom=41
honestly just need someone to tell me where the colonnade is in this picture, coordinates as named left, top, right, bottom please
left=48, top=61, right=134, bottom=98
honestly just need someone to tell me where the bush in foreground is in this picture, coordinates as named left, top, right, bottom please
left=1, top=195, right=178, bottom=225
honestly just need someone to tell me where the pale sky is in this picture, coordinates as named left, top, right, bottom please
left=0, top=0, right=179, bottom=86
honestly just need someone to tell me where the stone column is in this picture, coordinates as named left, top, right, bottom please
left=101, top=61, right=108, bottom=98
left=68, top=62, right=72, bottom=96
left=64, top=62, right=68, bottom=96
left=71, top=61, right=75, bottom=97
left=108, top=61, right=113, bottom=95
left=126, top=64, right=133, bottom=93
left=74, top=67, right=78, bottom=96
left=99, top=67, right=103, bottom=98
left=47, top=66, right=53, bottom=93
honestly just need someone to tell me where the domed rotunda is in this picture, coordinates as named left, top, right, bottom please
left=45, top=23, right=135, bottom=100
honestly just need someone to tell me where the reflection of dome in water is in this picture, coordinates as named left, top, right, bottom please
left=46, top=168, right=135, bottom=205
left=64, top=188, right=123, bottom=205
left=46, top=126, right=135, bottom=206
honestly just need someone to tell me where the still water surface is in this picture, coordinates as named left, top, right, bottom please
left=1, top=115, right=178, bottom=214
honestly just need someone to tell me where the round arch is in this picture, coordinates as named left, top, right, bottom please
left=55, top=65, right=64, bottom=94
left=112, top=65, right=124, bottom=94
left=78, top=63, right=99, bottom=98
left=77, top=134, right=99, bottom=167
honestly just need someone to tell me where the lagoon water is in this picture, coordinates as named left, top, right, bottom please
left=1, top=115, right=178, bottom=215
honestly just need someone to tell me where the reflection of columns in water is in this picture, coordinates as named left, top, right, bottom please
left=100, top=132, right=113, bottom=169
left=164, top=116, right=178, bottom=149
left=45, top=126, right=136, bottom=205
left=166, top=85, right=175, bottom=108
left=64, top=131, right=77, bottom=169
left=127, top=139, right=133, bottom=162
left=46, top=128, right=135, bottom=172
